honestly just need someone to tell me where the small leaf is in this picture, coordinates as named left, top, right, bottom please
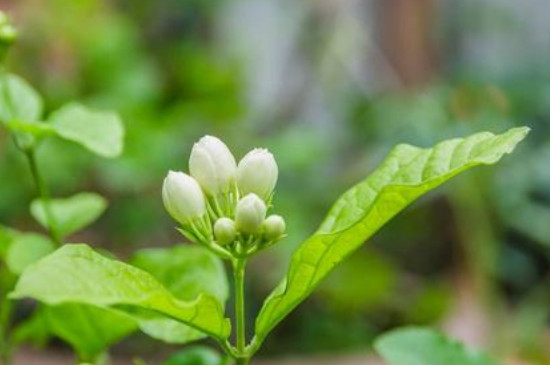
left=6, top=233, right=54, bottom=275
left=131, top=245, right=229, bottom=344
left=30, top=192, right=108, bottom=238
left=254, top=127, right=529, bottom=343
left=0, top=74, right=43, bottom=123
left=162, top=346, right=223, bottom=365
left=374, top=327, right=501, bottom=365
left=48, top=103, right=124, bottom=158
left=10, top=244, right=231, bottom=342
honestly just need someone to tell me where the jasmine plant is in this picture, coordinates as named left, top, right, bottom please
left=11, top=126, right=529, bottom=364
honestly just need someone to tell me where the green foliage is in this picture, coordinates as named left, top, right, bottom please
left=30, top=192, right=108, bottom=238
left=131, top=245, right=229, bottom=344
left=17, top=304, right=137, bottom=362
left=254, top=127, right=529, bottom=343
left=0, top=226, right=16, bottom=261
left=162, top=346, right=224, bottom=365
left=5, top=233, right=54, bottom=275
left=132, top=245, right=229, bottom=305
left=0, top=74, right=43, bottom=122
left=48, top=103, right=125, bottom=158
left=374, top=327, right=500, bottom=365
left=10, top=244, right=231, bottom=342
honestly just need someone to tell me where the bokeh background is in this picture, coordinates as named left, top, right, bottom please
left=1, top=0, right=550, bottom=364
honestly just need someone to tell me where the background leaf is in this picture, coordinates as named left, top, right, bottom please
left=254, top=127, right=529, bottom=343
left=131, top=245, right=229, bottom=344
left=0, top=74, right=43, bottom=123
left=30, top=192, right=108, bottom=238
left=5, top=233, right=54, bottom=275
left=162, top=346, right=223, bottom=365
left=48, top=103, right=124, bottom=158
left=10, top=244, right=231, bottom=342
left=0, top=225, right=16, bottom=261
left=374, top=327, right=501, bottom=365
left=15, top=304, right=137, bottom=362
left=40, top=304, right=137, bottom=362
left=132, top=245, right=228, bottom=303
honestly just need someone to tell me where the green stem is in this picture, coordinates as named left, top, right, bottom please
left=24, top=149, right=62, bottom=246
left=0, top=267, right=15, bottom=365
left=235, top=358, right=250, bottom=365
left=232, top=258, right=249, bottom=365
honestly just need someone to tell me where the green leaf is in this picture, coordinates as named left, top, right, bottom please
left=131, top=245, right=229, bottom=344
left=0, top=74, right=43, bottom=123
left=374, top=327, right=501, bottom=365
left=48, top=103, right=124, bottom=158
left=15, top=304, right=137, bottom=362
left=255, top=127, right=529, bottom=343
left=6, top=233, right=54, bottom=275
left=137, top=318, right=205, bottom=345
left=132, top=245, right=229, bottom=303
left=162, top=346, right=223, bottom=365
left=10, top=244, right=231, bottom=342
left=41, top=304, right=137, bottom=362
left=30, top=192, right=108, bottom=238
left=0, top=225, right=16, bottom=260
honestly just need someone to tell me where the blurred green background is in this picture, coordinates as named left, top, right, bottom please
left=1, top=0, right=549, bottom=363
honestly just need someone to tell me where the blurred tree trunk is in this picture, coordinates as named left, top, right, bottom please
left=380, top=0, right=437, bottom=86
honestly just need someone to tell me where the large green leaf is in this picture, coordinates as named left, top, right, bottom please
left=48, top=103, right=124, bottom=158
left=131, top=245, right=229, bottom=344
left=10, top=244, right=231, bottom=342
left=0, top=74, right=43, bottom=123
left=374, top=327, right=500, bottom=365
left=5, top=233, right=54, bottom=275
left=30, top=192, right=108, bottom=239
left=254, top=127, right=529, bottom=343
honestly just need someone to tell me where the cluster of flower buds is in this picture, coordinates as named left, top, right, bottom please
left=162, top=136, right=286, bottom=258
left=0, top=11, right=17, bottom=61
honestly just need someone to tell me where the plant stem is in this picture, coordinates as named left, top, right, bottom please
left=232, top=258, right=249, bottom=365
left=235, top=358, right=250, bottom=365
left=0, top=266, right=14, bottom=365
left=24, top=148, right=62, bottom=246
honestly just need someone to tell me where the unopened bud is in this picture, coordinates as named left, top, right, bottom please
left=263, top=215, right=286, bottom=240
left=237, top=148, right=278, bottom=201
left=189, top=135, right=237, bottom=195
left=235, top=194, right=266, bottom=234
left=162, top=171, right=206, bottom=224
left=214, top=218, right=237, bottom=245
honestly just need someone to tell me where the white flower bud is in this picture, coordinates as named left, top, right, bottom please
left=189, top=135, right=237, bottom=195
left=162, top=171, right=206, bottom=224
left=214, top=218, right=237, bottom=245
left=235, top=194, right=267, bottom=234
left=237, top=148, right=278, bottom=201
left=263, top=215, right=286, bottom=240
